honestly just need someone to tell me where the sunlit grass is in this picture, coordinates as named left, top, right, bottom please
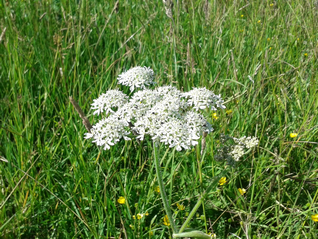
left=0, top=0, right=318, bottom=238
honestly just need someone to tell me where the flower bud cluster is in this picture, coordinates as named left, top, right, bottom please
left=85, top=67, right=226, bottom=151
left=215, top=134, right=259, bottom=163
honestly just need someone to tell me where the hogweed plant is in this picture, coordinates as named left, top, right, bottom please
left=83, top=66, right=258, bottom=238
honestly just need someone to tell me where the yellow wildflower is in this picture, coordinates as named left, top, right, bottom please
left=212, top=113, right=218, bottom=119
left=208, top=233, right=217, bottom=238
left=145, top=211, right=149, bottom=216
left=257, top=20, right=261, bottom=24
left=163, top=215, right=170, bottom=226
left=304, top=53, right=308, bottom=57
left=155, top=186, right=160, bottom=193
left=137, top=213, right=144, bottom=220
left=238, top=188, right=246, bottom=195
left=219, top=177, right=227, bottom=186
left=241, top=15, right=244, bottom=18
left=290, top=133, right=298, bottom=138
left=226, top=109, right=233, bottom=115
left=267, top=38, right=270, bottom=41
left=176, top=203, right=185, bottom=211
left=132, top=215, right=136, bottom=219
left=117, top=196, right=125, bottom=204
left=311, top=214, right=318, bottom=222
left=270, top=3, right=274, bottom=7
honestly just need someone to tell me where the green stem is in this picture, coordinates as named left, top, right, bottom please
left=179, top=196, right=204, bottom=233
left=153, top=143, right=178, bottom=233
left=179, top=170, right=228, bottom=233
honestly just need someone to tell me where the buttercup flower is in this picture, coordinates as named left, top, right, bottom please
left=163, top=215, right=170, bottom=226
left=155, top=186, right=160, bottom=193
left=177, top=203, right=185, bottom=211
left=226, top=109, right=233, bottom=115
left=117, top=196, right=125, bottom=204
left=212, top=113, right=218, bottom=119
left=219, top=177, right=227, bottom=186
left=311, top=214, right=318, bottom=222
left=238, top=188, right=246, bottom=195
left=137, top=213, right=144, bottom=220
left=290, top=133, right=298, bottom=138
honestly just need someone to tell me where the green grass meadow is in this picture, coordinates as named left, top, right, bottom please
left=1, top=0, right=318, bottom=238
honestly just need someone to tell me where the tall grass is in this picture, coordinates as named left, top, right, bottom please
left=0, top=0, right=317, bottom=238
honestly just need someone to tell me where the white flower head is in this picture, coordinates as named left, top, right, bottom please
left=182, top=87, right=226, bottom=111
left=85, top=115, right=131, bottom=150
left=85, top=68, right=228, bottom=151
left=117, top=66, right=155, bottom=92
left=184, top=111, right=213, bottom=137
left=215, top=134, right=259, bottom=163
left=152, top=117, right=196, bottom=151
left=91, top=89, right=128, bottom=116
left=237, top=136, right=259, bottom=149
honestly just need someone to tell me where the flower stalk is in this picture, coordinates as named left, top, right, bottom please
left=153, top=143, right=178, bottom=233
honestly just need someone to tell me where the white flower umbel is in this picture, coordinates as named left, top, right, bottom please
left=182, top=87, right=226, bottom=111
left=86, top=67, right=228, bottom=152
left=184, top=111, right=213, bottom=137
left=117, top=66, right=155, bottom=92
left=91, top=89, right=128, bottom=116
left=153, top=117, right=197, bottom=151
left=237, top=136, right=259, bottom=149
left=84, top=115, right=131, bottom=150
left=215, top=134, right=259, bottom=163
left=128, top=89, right=160, bottom=119
left=230, top=145, right=245, bottom=161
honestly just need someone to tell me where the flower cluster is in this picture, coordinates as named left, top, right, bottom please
left=91, top=89, right=128, bottom=116
left=215, top=134, right=259, bottom=163
left=117, top=66, right=155, bottom=92
left=182, top=87, right=226, bottom=111
left=85, top=67, right=226, bottom=151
